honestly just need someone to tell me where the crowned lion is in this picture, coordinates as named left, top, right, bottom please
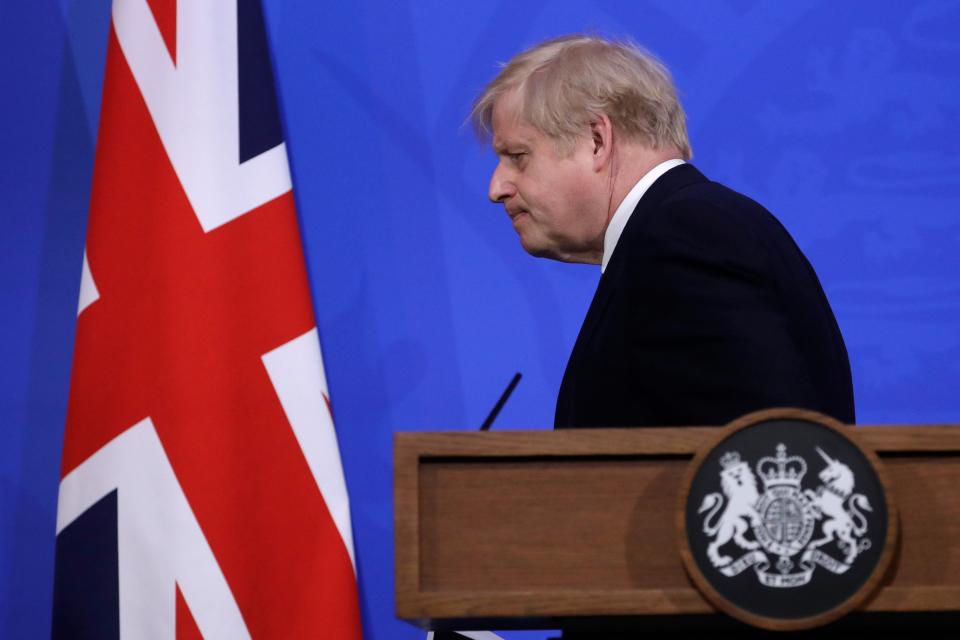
left=699, top=452, right=761, bottom=567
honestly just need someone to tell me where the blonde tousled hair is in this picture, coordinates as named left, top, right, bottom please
left=471, top=34, right=692, bottom=159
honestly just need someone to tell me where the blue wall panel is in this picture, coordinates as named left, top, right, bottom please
left=2, top=1, right=958, bottom=638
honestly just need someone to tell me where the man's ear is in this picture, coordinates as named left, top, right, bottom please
left=589, top=114, right=614, bottom=172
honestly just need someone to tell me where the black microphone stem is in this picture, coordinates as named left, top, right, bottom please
left=479, top=372, right=522, bottom=431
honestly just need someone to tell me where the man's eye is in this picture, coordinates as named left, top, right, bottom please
left=508, top=152, right=526, bottom=163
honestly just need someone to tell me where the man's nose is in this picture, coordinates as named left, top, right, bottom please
left=488, top=165, right=515, bottom=203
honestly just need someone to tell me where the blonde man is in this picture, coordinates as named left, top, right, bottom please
left=472, top=35, right=854, bottom=431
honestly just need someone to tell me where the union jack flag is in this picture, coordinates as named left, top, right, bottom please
left=52, top=1, right=362, bottom=637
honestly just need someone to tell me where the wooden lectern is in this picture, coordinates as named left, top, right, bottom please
left=394, top=423, right=960, bottom=632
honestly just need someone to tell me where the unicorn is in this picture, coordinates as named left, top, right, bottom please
left=804, top=448, right=872, bottom=564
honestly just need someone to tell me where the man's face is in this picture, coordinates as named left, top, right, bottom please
left=488, top=91, right=607, bottom=263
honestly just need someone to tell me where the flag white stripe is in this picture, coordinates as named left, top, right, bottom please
left=262, top=328, right=357, bottom=571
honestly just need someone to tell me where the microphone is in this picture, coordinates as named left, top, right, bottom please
left=479, top=372, right=522, bottom=431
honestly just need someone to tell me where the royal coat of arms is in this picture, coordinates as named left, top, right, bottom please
left=698, top=443, right=873, bottom=587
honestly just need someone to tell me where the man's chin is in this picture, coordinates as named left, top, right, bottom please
left=517, top=235, right=553, bottom=259
left=519, top=238, right=599, bottom=264
left=517, top=232, right=585, bottom=262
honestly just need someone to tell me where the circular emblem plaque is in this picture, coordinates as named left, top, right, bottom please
left=678, top=409, right=897, bottom=630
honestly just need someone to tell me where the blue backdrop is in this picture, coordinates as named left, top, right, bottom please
left=2, top=1, right=959, bottom=638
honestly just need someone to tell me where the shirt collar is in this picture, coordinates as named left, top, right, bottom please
left=601, top=158, right=686, bottom=272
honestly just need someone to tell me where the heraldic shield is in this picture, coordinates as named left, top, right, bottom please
left=679, top=409, right=897, bottom=631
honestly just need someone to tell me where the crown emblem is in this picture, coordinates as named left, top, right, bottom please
left=757, top=443, right=807, bottom=488
left=719, top=451, right=741, bottom=469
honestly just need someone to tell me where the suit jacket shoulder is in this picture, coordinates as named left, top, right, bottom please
left=555, top=164, right=854, bottom=429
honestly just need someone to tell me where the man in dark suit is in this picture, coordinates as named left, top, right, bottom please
left=471, top=34, right=854, bottom=429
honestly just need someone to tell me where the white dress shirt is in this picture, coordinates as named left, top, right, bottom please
left=601, top=158, right=686, bottom=272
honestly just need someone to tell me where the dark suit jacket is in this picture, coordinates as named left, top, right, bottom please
left=555, top=164, right=855, bottom=429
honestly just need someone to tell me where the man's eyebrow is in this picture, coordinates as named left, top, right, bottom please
left=493, top=141, right=530, bottom=154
